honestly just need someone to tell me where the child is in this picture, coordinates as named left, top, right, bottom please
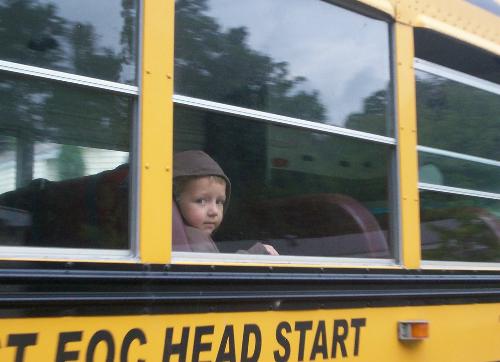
left=173, top=150, right=278, bottom=255
left=173, top=150, right=229, bottom=239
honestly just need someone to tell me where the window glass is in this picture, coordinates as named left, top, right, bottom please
left=0, top=0, right=138, bottom=84
left=415, top=61, right=500, bottom=263
left=419, top=152, right=500, bottom=194
left=416, top=70, right=499, bottom=161
left=414, top=28, right=500, bottom=84
left=420, top=191, right=500, bottom=262
left=0, top=74, right=132, bottom=249
left=174, top=106, right=393, bottom=258
left=174, top=0, right=393, bottom=136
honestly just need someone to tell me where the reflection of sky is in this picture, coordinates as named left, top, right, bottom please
left=206, top=0, right=391, bottom=125
left=40, top=0, right=123, bottom=50
left=35, top=0, right=137, bottom=83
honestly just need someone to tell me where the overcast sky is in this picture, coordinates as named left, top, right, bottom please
left=205, top=0, right=391, bottom=126
left=40, top=0, right=125, bottom=51
left=465, top=0, right=500, bottom=15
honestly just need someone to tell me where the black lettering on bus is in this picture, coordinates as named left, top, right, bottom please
left=273, top=321, right=291, bottom=362
left=309, top=321, right=328, bottom=361
left=86, top=330, right=115, bottom=362
left=7, top=333, right=38, bottom=362
left=294, top=321, right=313, bottom=361
left=351, top=318, right=366, bottom=356
left=56, top=331, right=83, bottom=362
left=162, top=327, right=189, bottom=362
left=192, top=326, right=214, bottom=362
left=215, top=325, right=236, bottom=362
left=120, top=328, right=147, bottom=362
left=331, top=319, right=348, bottom=358
left=241, top=324, right=261, bottom=362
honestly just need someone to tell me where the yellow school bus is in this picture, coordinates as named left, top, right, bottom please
left=0, top=0, right=499, bottom=361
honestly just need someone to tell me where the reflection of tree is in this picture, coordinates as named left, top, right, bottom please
left=416, top=75, right=499, bottom=160
left=345, top=89, right=391, bottom=135
left=0, top=1, right=134, bottom=248
left=0, top=1, right=66, bottom=68
left=416, top=75, right=500, bottom=191
left=422, top=206, right=500, bottom=262
left=0, top=0, right=131, bottom=159
left=174, top=0, right=326, bottom=121
left=416, top=76, right=500, bottom=261
left=0, top=0, right=136, bottom=81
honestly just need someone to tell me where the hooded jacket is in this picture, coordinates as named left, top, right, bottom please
left=172, top=150, right=230, bottom=253
left=173, top=150, right=231, bottom=209
left=172, top=150, right=274, bottom=255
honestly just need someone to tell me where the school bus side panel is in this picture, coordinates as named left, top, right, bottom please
left=0, top=304, right=498, bottom=361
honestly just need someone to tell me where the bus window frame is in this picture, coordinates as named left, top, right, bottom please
left=0, top=0, right=145, bottom=262
left=414, top=58, right=500, bottom=269
left=169, top=2, right=402, bottom=268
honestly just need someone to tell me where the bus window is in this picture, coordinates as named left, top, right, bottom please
left=0, top=0, right=138, bottom=84
left=174, top=0, right=393, bottom=136
left=420, top=191, right=500, bottom=262
left=173, top=0, right=395, bottom=259
left=415, top=30, right=500, bottom=263
left=0, top=0, right=138, bottom=252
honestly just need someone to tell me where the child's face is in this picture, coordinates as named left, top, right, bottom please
left=177, top=177, right=226, bottom=236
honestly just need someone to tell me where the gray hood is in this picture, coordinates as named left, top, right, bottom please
left=173, top=150, right=231, bottom=208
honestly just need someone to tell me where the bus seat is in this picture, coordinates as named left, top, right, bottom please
left=249, top=193, right=389, bottom=258
left=0, top=165, right=129, bottom=248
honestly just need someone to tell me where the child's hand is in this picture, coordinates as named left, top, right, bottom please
left=247, top=242, right=279, bottom=255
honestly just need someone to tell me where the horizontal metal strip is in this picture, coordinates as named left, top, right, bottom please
left=173, top=95, right=396, bottom=145
left=414, top=58, right=500, bottom=95
left=1, top=269, right=499, bottom=313
left=1, top=267, right=499, bottom=282
left=422, top=260, right=500, bottom=270
left=173, top=251, right=396, bottom=267
left=0, top=60, right=139, bottom=95
left=0, top=288, right=499, bottom=305
left=0, top=246, right=136, bottom=261
left=418, top=145, right=500, bottom=167
left=419, top=182, right=500, bottom=200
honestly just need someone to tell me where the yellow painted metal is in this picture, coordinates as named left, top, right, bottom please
left=0, top=303, right=498, bottom=361
left=139, top=0, right=174, bottom=263
left=399, top=0, right=500, bottom=56
left=394, top=23, right=421, bottom=269
left=356, top=0, right=395, bottom=17
left=377, top=0, right=500, bottom=56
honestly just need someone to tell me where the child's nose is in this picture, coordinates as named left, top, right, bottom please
left=207, top=202, right=219, bottom=215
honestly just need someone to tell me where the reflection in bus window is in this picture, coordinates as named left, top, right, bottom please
left=174, top=106, right=392, bottom=258
left=415, top=33, right=500, bottom=263
left=0, top=74, right=132, bottom=249
left=420, top=191, right=500, bottom=262
left=416, top=70, right=499, bottom=160
left=174, top=0, right=393, bottom=136
left=173, top=0, right=395, bottom=259
left=0, top=0, right=138, bottom=84
left=418, top=153, right=500, bottom=194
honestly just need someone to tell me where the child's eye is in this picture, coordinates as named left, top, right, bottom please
left=195, top=198, right=207, bottom=205
left=216, top=199, right=226, bottom=205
